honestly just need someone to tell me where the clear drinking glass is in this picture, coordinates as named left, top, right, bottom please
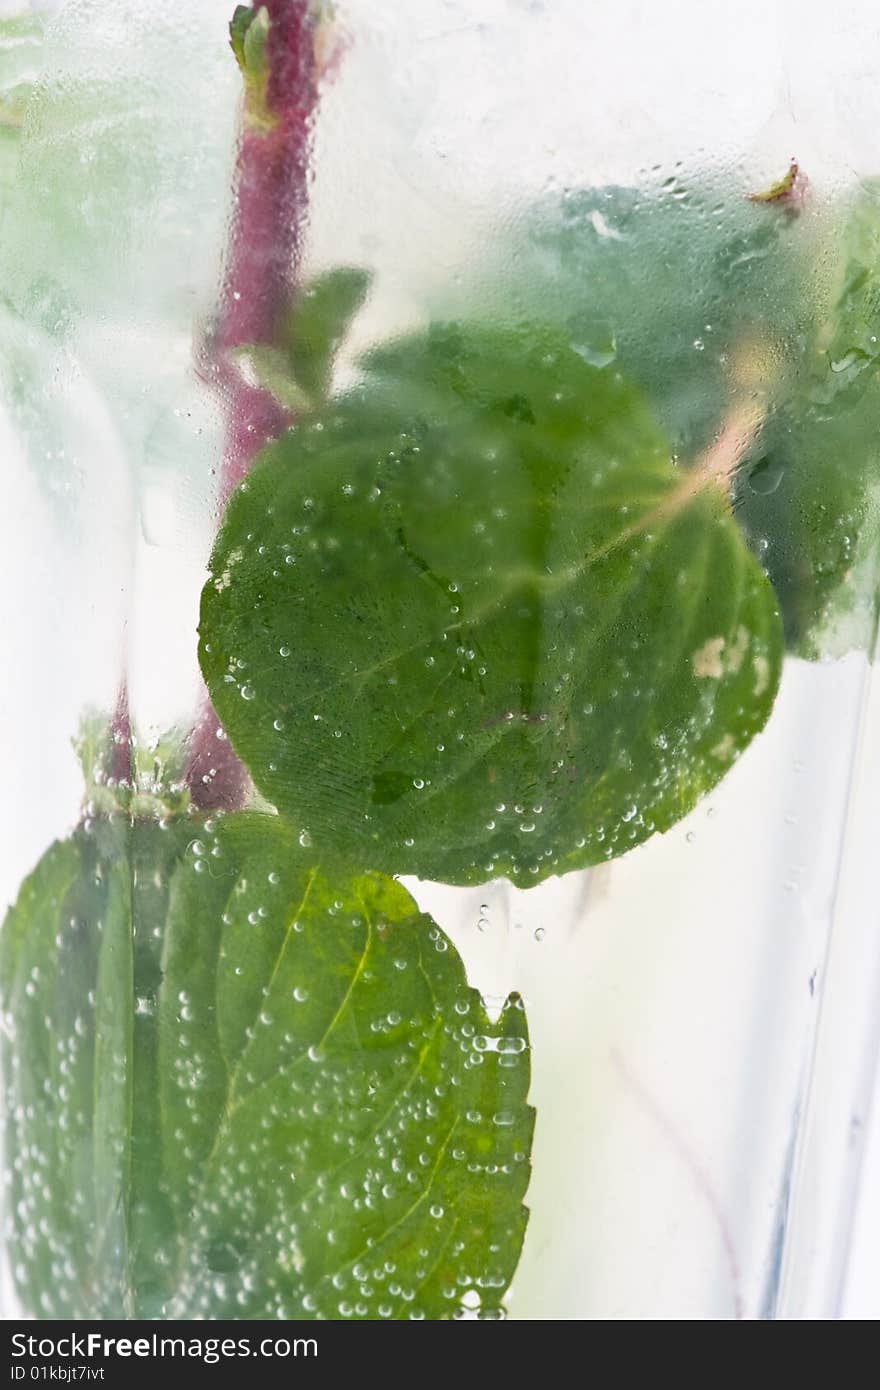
left=2, top=0, right=879, bottom=1322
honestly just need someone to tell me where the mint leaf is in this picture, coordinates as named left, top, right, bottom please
left=162, top=814, right=531, bottom=1319
left=234, top=268, right=372, bottom=411
left=283, top=267, right=372, bottom=403
left=199, top=321, right=782, bottom=887
left=228, top=5, right=273, bottom=131
left=229, top=3, right=271, bottom=82
left=1, top=813, right=532, bottom=1319
left=232, top=343, right=315, bottom=413
left=464, top=180, right=819, bottom=459
left=0, top=819, right=186, bottom=1317
left=734, top=181, right=880, bottom=654
left=456, top=177, right=880, bottom=657
left=229, top=6, right=256, bottom=70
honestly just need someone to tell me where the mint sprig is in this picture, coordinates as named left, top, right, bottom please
left=11, top=0, right=880, bottom=1328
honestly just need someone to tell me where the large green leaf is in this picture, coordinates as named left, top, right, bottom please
left=0, top=812, right=532, bottom=1319
left=200, top=322, right=783, bottom=888
left=161, top=813, right=532, bottom=1319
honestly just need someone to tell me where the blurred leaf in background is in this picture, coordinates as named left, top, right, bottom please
left=0, top=1, right=240, bottom=522
left=463, top=172, right=880, bottom=657
left=0, top=11, right=43, bottom=200
left=733, top=180, right=880, bottom=656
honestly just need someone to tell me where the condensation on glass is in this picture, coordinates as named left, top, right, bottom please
left=2, top=0, right=880, bottom=1321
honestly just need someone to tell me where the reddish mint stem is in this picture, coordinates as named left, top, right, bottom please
left=218, top=0, right=321, bottom=494
left=187, top=1, right=322, bottom=810
left=109, top=682, right=134, bottom=789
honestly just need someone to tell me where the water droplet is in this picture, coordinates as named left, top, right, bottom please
left=748, top=455, right=785, bottom=496
left=830, top=347, right=870, bottom=374
left=568, top=310, right=617, bottom=368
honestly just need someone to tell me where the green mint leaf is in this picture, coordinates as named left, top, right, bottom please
left=734, top=181, right=880, bottom=654
left=282, top=267, right=372, bottom=403
left=460, top=181, right=819, bottom=459
left=234, top=269, right=371, bottom=412
left=228, top=5, right=273, bottom=130
left=0, top=819, right=187, bottom=1317
left=460, top=178, right=880, bottom=657
left=231, top=343, right=316, bottom=413
left=161, top=814, right=531, bottom=1318
left=242, top=4, right=270, bottom=77
left=1, top=813, right=532, bottom=1319
left=228, top=5, right=256, bottom=70
left=229, top=5, right=269, bottom=80
left=74, top=709, right=191, bottom=819
left=199, top=321, right=782, bottom=887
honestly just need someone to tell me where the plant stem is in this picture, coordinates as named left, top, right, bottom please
left=187, top=1, right=323, bottom=810
left=109, top=681, right=134, bottom=790
left=219, top=0, right=323, bottom=495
